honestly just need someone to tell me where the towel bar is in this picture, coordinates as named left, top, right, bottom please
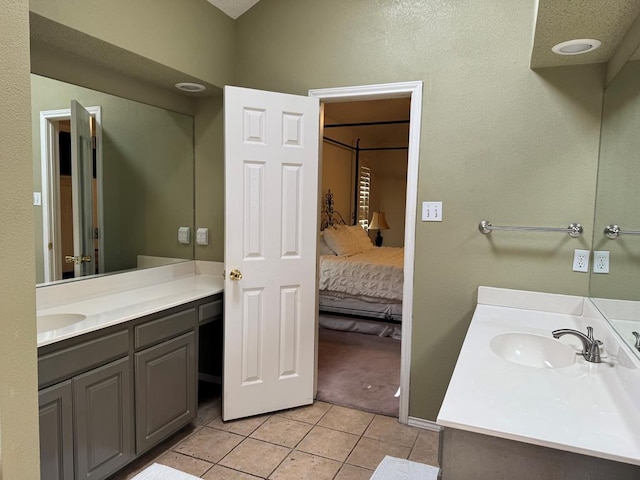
left=479, top=220, right=583, bottom=238
left=604, top=225, right=640, bottom=239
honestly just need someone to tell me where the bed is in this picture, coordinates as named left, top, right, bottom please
left=318, top=197, right=404, bottom=337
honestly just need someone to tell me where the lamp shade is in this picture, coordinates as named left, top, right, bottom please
left=369, top=212, right=390, bottom=230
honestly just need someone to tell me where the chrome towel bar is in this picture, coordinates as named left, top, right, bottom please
left=479, top=220, right=583, bottom=238
left=604, top=225, right=640, bottom=239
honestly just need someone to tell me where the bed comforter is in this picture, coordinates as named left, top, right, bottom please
left=319, top=247, right=404, bottom=301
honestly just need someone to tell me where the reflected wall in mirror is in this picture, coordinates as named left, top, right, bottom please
left=32, top=74, right=195, bottom=285
left=590, top=47, right=640, bottom=355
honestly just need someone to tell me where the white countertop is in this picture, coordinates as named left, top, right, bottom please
left=437, top=287, right=640, bottom=466
left=36, top=261, right=224, bottom=347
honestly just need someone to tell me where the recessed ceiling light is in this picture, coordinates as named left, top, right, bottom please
left=551, top=39, right=601, bottom=55
left=175, top=82, right=206, bottom=93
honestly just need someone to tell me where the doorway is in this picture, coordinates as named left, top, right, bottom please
left=309, top=82, right=423, bottom=424
left=40, top=106, right=103, bottom=282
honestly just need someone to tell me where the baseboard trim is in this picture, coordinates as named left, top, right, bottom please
left=408, top=416, right=443, bottom=432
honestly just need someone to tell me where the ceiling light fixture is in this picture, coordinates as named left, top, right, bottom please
left=175, top=82, right=206, bottom=93
left=551, top=39, right=601, bottom=55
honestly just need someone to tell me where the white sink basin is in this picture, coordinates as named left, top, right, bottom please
left=37, top=313, right=86, bottom=333
left=490, top=332, right=576, bottom=368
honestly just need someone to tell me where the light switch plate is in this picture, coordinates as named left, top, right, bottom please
left=178, top=226, right=190, bottom=244
left=33, top=192, right=42, bottom=206
left=196, top=227, right=209, bottom=246
left=422, top=201, right=443, bottom=221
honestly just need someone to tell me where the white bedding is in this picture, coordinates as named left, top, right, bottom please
left=319, top=247, right=404, bottom=301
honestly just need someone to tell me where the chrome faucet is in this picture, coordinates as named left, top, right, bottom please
left=552, top=326, right=602, bottom=363
left=632, top=331, right=640, bottom=352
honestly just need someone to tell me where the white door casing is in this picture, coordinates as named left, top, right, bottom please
left=309, top=81, right=423, bottom=425
left=223, top=86, right=320, bottom=420
left=40, top=106, right=103, bottom=283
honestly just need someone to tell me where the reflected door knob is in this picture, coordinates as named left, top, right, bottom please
left=229, top=269, right=243, bottom=280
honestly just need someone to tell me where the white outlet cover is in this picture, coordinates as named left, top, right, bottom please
left=178, top=226, right=190, bottom=244
left=593, top=250, right=609, bottom=274
left=572, top=249, right=590, bottom=273
left=196, top=227, right=209, bottom=246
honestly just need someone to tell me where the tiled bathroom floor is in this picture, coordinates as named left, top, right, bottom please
left=110, top=390, right=440, bottom=479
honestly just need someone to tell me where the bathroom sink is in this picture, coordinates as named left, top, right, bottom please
left=490, top=332, right=575, bottom=368
left=37, top=313, right=86, bottom=333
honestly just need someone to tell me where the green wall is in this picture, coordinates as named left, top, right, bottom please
left=235, top=0, right=604, bottom=420
left=591, top=60, right=640, bottom=300
left=29, top=0, right=235, bottom=89
left=31, top=75, right=195, bottom=283
left=0, top=1, right=40, bottom=477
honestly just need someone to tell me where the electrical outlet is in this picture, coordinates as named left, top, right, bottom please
left=178, top=226, right=190, bottom=244
left=196, top=227, right=209, bottom=246
left=572, top=249, right=590, bottom=273
left=593, top=250, right=609, bottom=274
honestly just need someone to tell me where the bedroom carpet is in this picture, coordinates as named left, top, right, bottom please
left=317, top=326, right=401, bottom=417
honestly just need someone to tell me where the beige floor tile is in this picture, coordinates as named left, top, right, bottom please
left=250, top=415, right=313, bottom=448
left=409, top=447, right=440, bottom=467
left=219, top=438, right=291, bottom=478
left=155, top=451, right=213, bottom=477
left=194, top=397, right=222, bottom=426
left=202, top=465, right=263, bottom=479
left=318, top=405, right=374, bottom=436
left=414, top=429, right=440, bottom=453
left=174, top=427, right=244, bottom=463
left=268, top=451, right=341, bottom=480
left=276, top=401, right=332, bottom=424
left=363, top=415, right=419, bottom=447
left=334, top=464, right=374, bottom=480
left=346, top=437, right=410, bottom=470
left=208, top=414, right=270, bottom=436
left=296, top=425, right=359, bottom=462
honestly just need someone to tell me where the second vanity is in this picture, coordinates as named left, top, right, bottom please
left=437, top=287, right=640, bottom=479
left=36, top=261, right=224, bottom=480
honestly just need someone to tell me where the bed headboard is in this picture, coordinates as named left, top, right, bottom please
left=320, top=190, right=347, bottom=231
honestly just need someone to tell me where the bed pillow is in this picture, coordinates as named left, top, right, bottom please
left=319, top=232, right=337, bottom=255
left=323, top=225, right=360, bottom=256
left=323, top=225, right=373, bottom=256
left=346, top=225, right=375, bottom=252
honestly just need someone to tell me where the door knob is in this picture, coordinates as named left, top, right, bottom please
left=65, top=255, right=92, bottom=265
left=229, top=269, right=243, bottom=280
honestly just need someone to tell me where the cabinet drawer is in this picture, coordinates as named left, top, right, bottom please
left=199, top=299, right=223, bottom=324
left=135, top=308, right=196, bottom=350
left=38, top=330, right=129, bottom=388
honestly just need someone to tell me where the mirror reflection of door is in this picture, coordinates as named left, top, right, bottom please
left=70, top=100, right=95, bottom=278
left=40, top=102, right=102, bottom=282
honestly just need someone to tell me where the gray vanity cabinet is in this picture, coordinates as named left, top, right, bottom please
left=38, top=380, right=73, bottom=480
left=134, top=316, right=197, bottom=453
left=74, top=357, right=133, bottom=479
left=38, top=295, right=217, bottom=480
left=38, top=327, right=133, bottom=480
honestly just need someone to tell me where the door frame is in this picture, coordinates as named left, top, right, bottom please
left=309, top=81, right=422, bottom=424
left=40, top=107, right=103, bottom=282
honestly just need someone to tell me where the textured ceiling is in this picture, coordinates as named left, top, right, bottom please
left=206, top=0, right=261, bottom=19
left=531, top=0, right=640, bottom=68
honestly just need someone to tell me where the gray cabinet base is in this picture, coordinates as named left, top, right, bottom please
left=441, top=427, right=640, bottom=480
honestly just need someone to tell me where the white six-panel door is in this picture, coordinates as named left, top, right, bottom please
left=223, top=86, right=319, bottom=420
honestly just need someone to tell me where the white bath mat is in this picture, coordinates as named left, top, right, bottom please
left=131, top=463, right=200, bottom=480
left=371, top=455, right=440, bottom=480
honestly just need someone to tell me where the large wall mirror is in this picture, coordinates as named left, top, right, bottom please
left=590, top=45, right=640, bottom=354
left=33, top=74, right=195, bottom=285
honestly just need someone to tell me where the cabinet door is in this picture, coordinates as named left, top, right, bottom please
left=135, top=331, right=196, bottom=454
left=74, top=356, right=133, bottom=480
left=39, top=380, right=74, bottom=480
